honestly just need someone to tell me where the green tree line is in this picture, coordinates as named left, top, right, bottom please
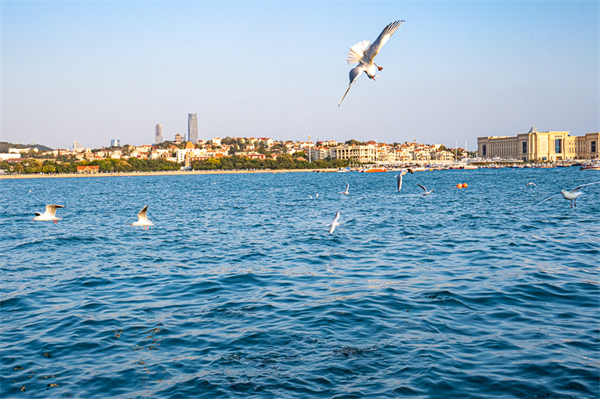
left=1, top=155, right=351, bottom=174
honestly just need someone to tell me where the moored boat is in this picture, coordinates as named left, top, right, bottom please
left=580, top=164, right=600, bottom=171
left=364, top=167, right=387, bottom=173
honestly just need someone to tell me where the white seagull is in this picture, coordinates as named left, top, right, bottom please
left=396, top=173, right=403, bottom=192
left=339, top=183, right=350, bottom=195
left=327, top=211, right=341, bottom=234
left=534, top=181, right=600, bottom=208
left=526, top=182, right=537, bottom=187
left=339, top=20, right=405, bottom=106
left=417, top=184, right=434, bottom=196
left=131, top=205, right=154, bottom=230
left=33, top=204, right=65, bottom=223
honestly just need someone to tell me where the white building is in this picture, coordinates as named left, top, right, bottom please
left=329, top=144, right=377, bottom=163
left=0, top=153, right=21, bottom=161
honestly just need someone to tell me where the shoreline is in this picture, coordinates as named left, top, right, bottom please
left=0, top=168, right=338, bottom=180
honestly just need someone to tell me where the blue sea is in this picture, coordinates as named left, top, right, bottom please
left=1, top=168, right=599, bottom=398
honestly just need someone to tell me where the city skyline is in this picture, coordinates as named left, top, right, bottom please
left=2, top=1, right=598, bottom=150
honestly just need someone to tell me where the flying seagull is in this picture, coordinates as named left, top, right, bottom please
left=327, top=211, right=341, bottom=234
left=526, top=182, right=537, bottom=187
left=339, top=183, right=350, bottom=195
left=396, top=173, right=403, bottom=192
left=534, top=181, right=600, bottom=208
left=417, top=184, right=434, bottom=196
left=339, top=20, right=405, bottom=106
left=33, top=204, right=64, bottom=223
left=131, top=205, right=154, bottom=230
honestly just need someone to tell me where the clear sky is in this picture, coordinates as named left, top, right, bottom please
left=1, top=1, right=598, bottom=150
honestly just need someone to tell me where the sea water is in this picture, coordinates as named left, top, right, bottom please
left=1, top=168, right=599, bottom=398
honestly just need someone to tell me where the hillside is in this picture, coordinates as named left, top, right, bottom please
left=0, top=141, right=54, bottom=153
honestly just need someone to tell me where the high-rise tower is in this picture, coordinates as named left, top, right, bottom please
left=155, top=123, right=163, bottom=144
left=188, top=113, right=198, bottom=143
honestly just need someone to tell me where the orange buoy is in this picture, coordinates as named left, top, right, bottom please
left=456, top=183, right=463, bottom=188
left=463, top=183, right=468, bottom=188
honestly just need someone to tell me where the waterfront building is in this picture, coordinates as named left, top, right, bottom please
left=155, top=123, right=163, bottom=144
left=176, top=142, right=206, bottom=163
left=110, top=139, right=121, bottom=147
left=308, top=147, right=330, bottom=161
left=188, top=113, right=198, bottom=143
left=478, top=127, right=599, bottom=162
left=329, top=144, right=377, bottom=163
left=76, top=165, right=100, bottom=174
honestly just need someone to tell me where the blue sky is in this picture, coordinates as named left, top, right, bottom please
left=1, top=1, right=598, bottom=150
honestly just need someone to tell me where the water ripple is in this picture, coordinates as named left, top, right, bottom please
left=1, top=168, right=599, bottom=398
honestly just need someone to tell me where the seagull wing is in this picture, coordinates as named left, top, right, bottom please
left=46, top=204, right=64, bottom=217
left=570, top=181, right=600, bottom=193
left=339, top=65, right=364, bottom=106
left=364, top=20, right=404, bottom=63
left=417, top=184, right=427, bottom=192
left=347, top=40, right=370, bottom=65
left=346, top=183, right=350, bottom=192
left=397, top=173, right=403, bottom=191
left=137, top=205, right=149, bottom=222
left=329, top=212, right=341, bottom=233
left=533, top=193, right=562, bottom=207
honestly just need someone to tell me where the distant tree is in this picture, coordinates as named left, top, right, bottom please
left=292, top=151, right=306, bottom=159
left=221, top=137, right=237, bottom=145
left=42, top=164, right=56, bottom=173
left=257, top=145, right=268, bottom=155
left=345, top=139, right=366, bottom=146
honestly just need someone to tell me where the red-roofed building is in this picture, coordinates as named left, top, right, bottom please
left=77, top=165, right=100, bottom=174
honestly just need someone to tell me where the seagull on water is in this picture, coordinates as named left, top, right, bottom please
left=131, top=205, right=153, bottom=230
left=33, top=205, right=65, bottom=223
left=534, top=181, right=600, bottom=208
left=339, top=20, right=405, bottom=106
left=327, top=211, right=341, bottom=234
left=339, top=183, right=350, bottom=195
left=417, top=184, right=434, bottom=196
left=526, top=182, right=537, bottom=187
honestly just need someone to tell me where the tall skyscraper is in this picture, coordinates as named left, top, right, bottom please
left=110, top=139, right=120, bottom=147
left=73, top=141, right=81, bottom=150
left=155, top=123, right=163, bottom=144
left=188, top=113, right=198, bottom=143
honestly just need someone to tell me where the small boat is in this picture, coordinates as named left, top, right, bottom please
left=364, top=167, right=387, bottom=173
left=581, top=164, right=600, bottom=171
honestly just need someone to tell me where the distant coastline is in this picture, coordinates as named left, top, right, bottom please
left=0, top=168, right=337, bottom=180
